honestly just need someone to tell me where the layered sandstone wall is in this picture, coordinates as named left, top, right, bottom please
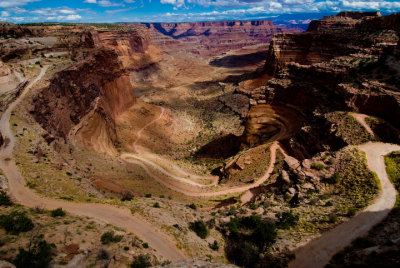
left=32, top=49, right=135, bottom=152
left=241, top=12, right=400, bottom=156
left=139, top=20, right=300, bottom=58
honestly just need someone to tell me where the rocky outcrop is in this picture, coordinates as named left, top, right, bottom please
left=307, top=11, right=381, bottom=32
left=0, top=24, right=96, bottom=62
left=32, top=48, right=135, bottom=153
left=97, top=28, right=162, bottom=70
left=263, top=12, right=397, bottom=76
left=241, top=12, right=400, bottom=157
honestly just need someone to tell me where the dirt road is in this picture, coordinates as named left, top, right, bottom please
left=123, top=140, right=278, bottom=197
left=0, top=67, right=186, bottom=262
left=289, top=142, right=400, bottom=268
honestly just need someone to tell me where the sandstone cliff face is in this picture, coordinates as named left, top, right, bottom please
left=32, top=49, right=135, bottom=153
left=141, top=20, right=300, bottom=58
left=97, top=28, right=162, bottom=70
left=307, top=11, right=381, bottom=32
left=241, top=12, right=400, bottom=157
left=0, top=24, right=96, bottom=62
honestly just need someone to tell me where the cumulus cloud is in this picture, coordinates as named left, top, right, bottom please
left=0, top=0, right=40, bottom=8
left=160, top=0, right=400, bottom=13
left=1, top=10, right=10, bottom=17
left=84, top=0, right=128, bottom=7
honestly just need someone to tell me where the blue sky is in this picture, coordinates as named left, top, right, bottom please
left=0, top=0, right=399, bottom=23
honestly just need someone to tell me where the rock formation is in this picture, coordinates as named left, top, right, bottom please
left=139, top=20, right=300, bottom=58
left=239, top=12, right=400, bottom=158
left=32, top=48, right=135, bottom=154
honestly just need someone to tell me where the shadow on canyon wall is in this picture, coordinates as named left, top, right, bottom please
left=210, top=51, right=269, bottom=68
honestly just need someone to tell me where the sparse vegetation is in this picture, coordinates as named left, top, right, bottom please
left=189, top=220, right=209, bottom=239
left=276, top=211, right=299, bottom=229
left=50, top=208, right=66, bottom=217
left=326, top=112, right=376, bottom=145
left=0, top=210, right=34, bottom=234
left=131, top=254, right=152, bottom=268
left=311, top=162, right=324, bottom=171
left=385, top=151, right=400, bottom=208
left=101, top=231, right=123, bottom=244
left=13, top=236, right=54, bottom=268
left=0, top=190, right=12, bottom=206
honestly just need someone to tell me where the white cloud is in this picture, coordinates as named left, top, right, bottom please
left=161, top=0, right=185, bottom=8
left=0, top=0, right=40, bottom=8
left=160, top=0, right=400, bottom=14
left=84, top=0, right=97, bottom=3
left=1, top=11, right=10, bottom=17
left=59, top=9, right=76, bottom=14
left=64, top=14, right=82, bottom=20
left=98, top=0, right=123, bottom=7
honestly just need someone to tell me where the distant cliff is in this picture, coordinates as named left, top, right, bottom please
left=127, top=20, right=301, bottom=58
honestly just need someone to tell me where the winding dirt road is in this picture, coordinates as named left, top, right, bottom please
left=3, top=68, right=399, bottom=267
left=289, top=142, right=400, bottom=266
left=0, top=67, right=186, bottom=262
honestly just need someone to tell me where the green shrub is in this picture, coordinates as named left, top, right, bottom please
left=347, top=207, right=357, bottom=217
left=325, top=201, right=333, bottom=207
left=131, top=254, right=151, bottom=268
left=50, top=208, right=66, bottom=217
left=0, top=211, right=34, bottom=234
left=252, top=221, right=277, bottom=248
left=189, top=220, right=209, bottom=239
left=326, top=173, right=340, bottom=184
left=311, top=162, right=324, bottom=171
left=13, top=238, right=54, bottom=268
left=144, top=193, right=152, bottom=198
left=188, top=203, right=197, bottom=210
left=101, top=231, right=123, bottom=244
left=209, top=240, right=219, bottom=251
left=153, top=202, right=160, bottom=208
left=0, top=190, right=12, bottom=206
left=142, top=242, right=148, bottom=248
left=276, top=211, right=299, bottom=230
left=227, top=241, right=259, bottom=268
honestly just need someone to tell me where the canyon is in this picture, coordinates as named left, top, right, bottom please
left=0, top=11, right=399, bottom=268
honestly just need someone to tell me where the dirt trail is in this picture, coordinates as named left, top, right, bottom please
left=0, top=66, right=186, bottom=262
left=350, top=112, right=380, bottom=140
left=289, top=140, right=400, bottom=268
left=123, top=140, right=278, bottom=197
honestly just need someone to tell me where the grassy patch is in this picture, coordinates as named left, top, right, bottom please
left=337, top=149, right=380, bottom=209
left=385, top=151, right=400, bottom=208
left=326, top=112, right=376, bottom=145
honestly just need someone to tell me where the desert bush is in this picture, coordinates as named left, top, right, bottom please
left=97, top=248, right=110, bottom=260
left=227, top=241, right=259, bottom=268
left=276, top=211, right=299, bottom=230
left=131, top=254, right=151, bottom=268
left=189, top=220, right=209, bottom=239
left=252, top=221, right=277, bottom=248
left=0, top=190, right=12, bottom=206
left=187, top=203, right=197, bottom=210
left=50, top=208, right=66, bottom=217
left=0, top=211, right=34, bottom=234
left=209, top=240, right=219, bottom=251
left=13, top=237, right=54, bottom=268
left=121, top=191, right=134, bottom=201
left=153, top=202, right=160, bottom=208
left=326, top=173, right=340, bottom=184
left=101, top=231, right=123, bottom=244
left=311, top=162, right=324, bottom=171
